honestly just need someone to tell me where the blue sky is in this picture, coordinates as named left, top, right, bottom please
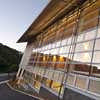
left=0, top=0, right=49, bottom=52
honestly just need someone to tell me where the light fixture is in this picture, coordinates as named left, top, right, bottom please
left=83, top=53, right=90, bottom=62
left=83, top=42, right=89, bottom=50
left=59, top=56, right=64, bottom=62
left=53, top=55, right=56, bottom=62
left=43, top=56, right=46, bottom=61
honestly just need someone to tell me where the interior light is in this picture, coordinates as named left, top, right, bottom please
left=83, top=53, right=90, bottom=61
left=59, top=56, right=64, bottom=62
left=83, top=42, right=89, bottom=50
left=53, top=56, right=56, bottom=62
left=43, top=56, right=46, bottom=61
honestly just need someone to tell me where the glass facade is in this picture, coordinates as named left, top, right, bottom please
left=21, top=0, right=100, bottom=97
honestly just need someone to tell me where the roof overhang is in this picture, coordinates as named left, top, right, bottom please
left=17, top=0, right=87, bottom=43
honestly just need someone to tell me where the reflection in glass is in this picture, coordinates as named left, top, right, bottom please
left=74, top=53, right=92, bottom=63
left=89, top=79, right=100, bottom=94
left=77, top=33, right=84, bottom=42
left=51, top=81, right=61, bottom=93
left=93, top=51, right=100, bottom=63
left=75, top=76, right=87, bottom=89
left=85, top=29, right=96, bottom=40
left=75, top=41, right=93, bottom=52
left=94, top=39, right=100, bottom=50
left=97, top=27, right=100, bottom=38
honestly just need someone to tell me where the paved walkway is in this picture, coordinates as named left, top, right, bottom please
left=0, top=74, right=38, bottom=100
left=0, top=83, right=38, bottom=100
left=0, top=73, right=15, bottom=82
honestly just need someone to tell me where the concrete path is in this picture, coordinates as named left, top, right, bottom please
left=0, top=83, right=38, bottom=100
left=0, top=73, right=38, bottom=100
left=0, top=73, right=15, bottom=82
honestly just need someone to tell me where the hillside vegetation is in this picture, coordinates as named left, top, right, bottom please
left=0, top=43, right=22, bottom=73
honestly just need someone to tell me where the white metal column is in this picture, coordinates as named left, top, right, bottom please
left=16, top=42, right=35, bottom=83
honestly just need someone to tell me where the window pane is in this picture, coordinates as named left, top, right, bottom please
left=93, top=51, right=100, bottom=63
left=67, top=74, right=75, bottom=86
left=44, top=50, right=49, bottom=54
left=67, top=37, right=72, bottom=45
left=47, top=70, right=53, bottom=79
left=61, top=38, right=67, bottom=46
left=91, top=51, right=100, bottom=76
left=50, top=43, right=55, bottom=49
left=48, top=44, right=51, bottom=49
left=59, top=46, right=67, bottom=54
left=74, top=52, right=92, bottom=63
left=89, top=79, right=100, bottom=95
left=50, top=49, right=57, bottom=55
left=53, top=71, right=60, bottom=81
left=97, top=27, right=100, bottom=38
left=34, top=81, right=41, bottom=90
left=56, top=41, right=61, bottom=47
left=75, top=41, right=93, bottom=52
left=45, top=79, right=51, bottom=87
left=40, top=68, right=44, bottom=76
left=58, top=72, right=64, bottom=83
left=92, top=64, right=100, bottom=77
left=77, top=33, right=84, bottom=42
left=45, top=45, right=48, bottom=50
left=56, top=56, right=66, bottom=69
left=33, top=67, right=39, bottom=74
left=84, top=29, right=96, bottom=40
left=75, top=76, right=87, bottom=89
left=67, top=54, right=74, bottom=60
left=45, top=69, right=49, bottom=78
left=94, top=39, right=100, bottom=50
left=51, top=81, right=61, bottom=93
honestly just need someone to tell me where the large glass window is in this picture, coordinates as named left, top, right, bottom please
left=26, top=3, right=100, bottom=96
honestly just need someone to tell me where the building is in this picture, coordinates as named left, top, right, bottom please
left=16, top=0, right=100, bottom=100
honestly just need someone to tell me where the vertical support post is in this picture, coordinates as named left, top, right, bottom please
left=58, top=9, right=81, bottom=100
left=17, top=42, right=35, bottom=84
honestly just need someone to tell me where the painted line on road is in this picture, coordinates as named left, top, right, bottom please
left=7, top=83, right=44, bottom=100
left=0, top=80, right=9, bottom=85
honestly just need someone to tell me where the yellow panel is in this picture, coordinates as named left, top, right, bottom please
left=51, top=81, right=61, bottom=93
